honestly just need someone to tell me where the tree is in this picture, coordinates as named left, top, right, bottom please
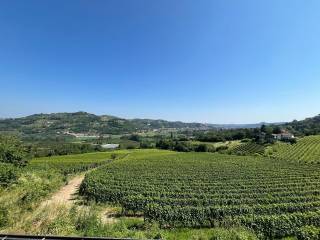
left=128, top=134, right=140, bottom=142
left=195, top=144, right=208, bottom=152
left=273, top=126, right=282, bottom=134
left=261, top=124, right=273, bottom=134
left=0, top=135, right=29, bottom=166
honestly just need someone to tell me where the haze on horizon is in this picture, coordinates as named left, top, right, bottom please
left=1, top=0, right=320, bottom=124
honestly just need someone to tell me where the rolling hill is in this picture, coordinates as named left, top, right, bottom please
left=0, top=112, right=215, bottom=140
left=0, top=112, right=319, bottom=142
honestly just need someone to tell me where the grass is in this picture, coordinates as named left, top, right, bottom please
left=4, top=203, right=258, bottom=240
left=0, top=168, right=64, bottom=230
left=189, top=140, right=241, bottom=149
left=1, top=151, right=127, bottom=232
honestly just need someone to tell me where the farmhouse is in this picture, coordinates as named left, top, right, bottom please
left=272, top=132, right=295, bottom=141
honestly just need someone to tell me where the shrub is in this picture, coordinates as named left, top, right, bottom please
left=0, top=206, right=9, bottom=227
left=195, top=144, right=208, bottom=152
left=297, top=226, right=320, bottom=240
left=216, top=145, right=228, bottom=152
left=0, top=135, right=29, bottom=166
left=0, top=163, right=19, bottom=187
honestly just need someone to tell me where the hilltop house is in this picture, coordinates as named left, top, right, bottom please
left=272, top=132, right=295, bottom=141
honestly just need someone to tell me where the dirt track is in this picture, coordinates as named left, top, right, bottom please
left=41, top=175, right=85, bottom=206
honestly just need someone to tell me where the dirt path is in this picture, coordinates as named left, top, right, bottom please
left=41, top=174, right=85, bottom=207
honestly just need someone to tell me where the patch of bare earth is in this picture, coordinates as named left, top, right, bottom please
left=41, top=174, right=119, bottom=225
left=41, top=174, right=85, bottom=207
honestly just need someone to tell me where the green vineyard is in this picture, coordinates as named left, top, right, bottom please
left=229, top=142, right=265, bottom=156
left=80, top=150, right=320, bottom=238
left=29, top=151, right=127, bottom=174
left=271, top=135, right=320, bottom=163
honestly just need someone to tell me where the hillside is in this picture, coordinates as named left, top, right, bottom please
left=270, top=135, right=320, bottom=163
left=284, top=114, right=320, bottom=136
left=0, top=112, right=216, bottom=140
left=1, top=112, right=320, bottom=142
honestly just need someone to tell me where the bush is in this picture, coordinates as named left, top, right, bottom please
left=297, top=226, right=320, bottom=240
left=0, top=135, right=29, bottom=166
left=174, top=142, right=192, bottom=152
left=0, top=206, right=9, bottom=227
left=0, top=163, right=19, bottom=187
left=195, top=144, right=208, bottom=152
left=216, top=145, right=228, bottom=152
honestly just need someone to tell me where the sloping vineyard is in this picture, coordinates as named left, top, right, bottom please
left=29, top=151, right=127, bottom=174
left=271, top=135, right=320, bottom=163
left=80, top=150, right=320, bottom=238
left=228, top=142, right=265, bottom=156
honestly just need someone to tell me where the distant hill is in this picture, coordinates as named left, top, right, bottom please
left=284, top=114, right=320, bottom=136
left=0, top=111, right=318, bottom=141
left=211, top=122, right=283, bottom=129
left=0, top=112, right=216, bottom=140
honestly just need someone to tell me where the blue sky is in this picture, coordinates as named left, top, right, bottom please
left=0, top=0, right=320, bottom=123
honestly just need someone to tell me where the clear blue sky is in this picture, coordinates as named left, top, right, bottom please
left=1, top=0, right=320, bottom=123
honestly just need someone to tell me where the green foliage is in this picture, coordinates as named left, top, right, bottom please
left=18, top=170, right=63, bottom=206
left=271, top=135, right=320, bottom=163
left=0, top=112, right=215, bottom=140
left=28, top=142, right=103, bottom=158
left=0, top=206, right=9, bottom=227
left=156, top=140, right=206, bottom=152
left=195, top=128, right=256, bottom=142
left=30, top=151, right=126, bottom=175
left=285, top=114, right=320, bottom=136
left=80, top=150, right=320, bottom=238
left=0, top=163, right=19, bottom=187
left=0, top=168, right=65, bottom=229
left=0, top=151, right=125, bottom=230
left=296, top=225, right=320, bottom=240
left=0, top=135, right=29, bottom=166
left=75, top=210, right=104, bottom=236
left=195, top=144, right=208, bottom=152
left=119, top=140, right=140, bottom=149
left=216, top=145, right=229, bottom=153
left=229, top=142, right=265, bottom=156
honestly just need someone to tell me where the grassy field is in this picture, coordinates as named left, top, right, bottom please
left=270, top=135, right=320, bottom=163
left=0, top=151, right=125, bottom=233
left=80, top=150, right=320, bottom=239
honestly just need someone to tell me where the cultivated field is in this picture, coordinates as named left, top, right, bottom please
left=228, top=142, right=266, bottom=156
left=80, top=150, right=320, bottom=239
left=2, top=143, right=320, bottom=239
left=270, top=135, right=320, bottom=163
left=29, top=151, right=127, bottom=174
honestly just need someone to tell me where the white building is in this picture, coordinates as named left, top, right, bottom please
left=272, top=133, right=295, bottom=141
left=101, top=144, right=120, bottom=149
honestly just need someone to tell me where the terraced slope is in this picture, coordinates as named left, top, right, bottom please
left=271, top=135, right=320, bottom=163
left=80, top=150, right=320, bottom=238
left=228, top=142, right=266, bottom=155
